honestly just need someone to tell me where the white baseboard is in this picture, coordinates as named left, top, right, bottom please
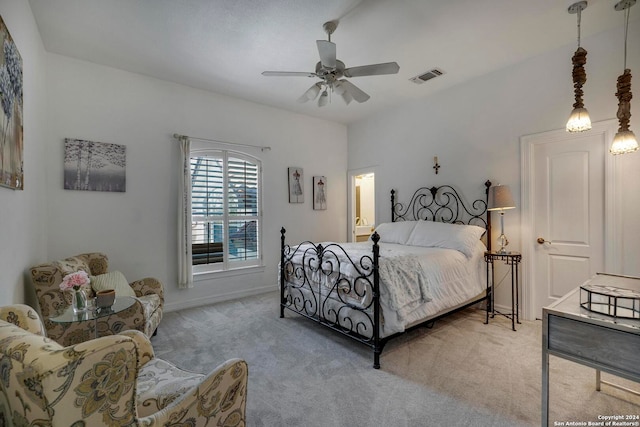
left=492, top=303, right=518, bottom=317
left=163, top=284, right=277, bottom=313
left=163, top=289, right=519, bottom=320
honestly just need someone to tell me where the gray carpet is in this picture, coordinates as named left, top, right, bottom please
left=152, top=292, right=640, bottom=426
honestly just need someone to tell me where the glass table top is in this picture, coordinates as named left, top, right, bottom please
left=49, top=296, right=136, bottom=323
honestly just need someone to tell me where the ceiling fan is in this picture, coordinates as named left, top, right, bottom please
left=261, top=20, right=400, bottom=107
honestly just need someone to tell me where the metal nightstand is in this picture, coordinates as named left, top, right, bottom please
left=484, top=250, right=522, bottom=331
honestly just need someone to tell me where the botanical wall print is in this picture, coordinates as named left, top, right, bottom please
left=288, top=167, right=303, bottom=203
left=0, top=15, right=23, bottom=190
left=313, top=176, right=326, bottom=210
left=64, top=139, right=126, bottom=192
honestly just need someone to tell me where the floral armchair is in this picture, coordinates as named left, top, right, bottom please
left=0, top=304, right=248, bottom=426
left=29, top=252, right=163, bottom=346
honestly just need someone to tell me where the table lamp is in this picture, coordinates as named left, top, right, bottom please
left=487, top=184, right=516, bottom=253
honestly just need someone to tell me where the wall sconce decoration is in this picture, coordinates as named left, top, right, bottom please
left=566, top=1, right=592, bottom=133
left=610, top=0, right=638, bottom=155
left=487, top=184, right=516, bottom=254
left=433, top=156, right=440, bottom=174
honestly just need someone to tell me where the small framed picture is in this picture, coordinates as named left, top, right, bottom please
left=288, top=167, right=304, bottom=203
left=313, top=176, right=326, bottom=210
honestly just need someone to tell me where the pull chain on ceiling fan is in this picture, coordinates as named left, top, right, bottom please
left=262, top=20, right=400, bottom=107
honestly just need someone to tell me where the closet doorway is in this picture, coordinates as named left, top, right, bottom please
left=348, top=168, right=376, bottom=243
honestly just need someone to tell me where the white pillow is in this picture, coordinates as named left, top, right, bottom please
left=90, top=270, right=136, bottom=297
left=370, top=221, right=418, bottom=245
left=406, top=220, right=486, bottom=257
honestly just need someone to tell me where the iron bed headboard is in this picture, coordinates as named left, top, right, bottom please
left=390, top=180, right=493, bottom=250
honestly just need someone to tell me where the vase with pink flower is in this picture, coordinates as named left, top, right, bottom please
left=60, top=271, right=91, bottom=313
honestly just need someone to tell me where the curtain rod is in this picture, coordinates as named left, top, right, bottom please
left=173, top=133, right=271, bottom=152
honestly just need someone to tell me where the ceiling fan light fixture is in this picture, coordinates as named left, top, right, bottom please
left=340, top=90, right=353, bottom=105
left=262, top=20, right=399, bottom=107
left=298, top=83, right=322, bottom=103
left=318, top=89, right=329, bottom=107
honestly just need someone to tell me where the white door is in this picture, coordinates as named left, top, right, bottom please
left=523, top=120, right=617, bottom=319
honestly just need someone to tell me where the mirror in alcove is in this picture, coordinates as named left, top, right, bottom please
left=354, top=173, right=375, bottom=242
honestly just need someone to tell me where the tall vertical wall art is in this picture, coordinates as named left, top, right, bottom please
left=288, top=167, right=304, bottom=203
left=64, top=139, right=126, bottom=192
left=313, top=176, right=327, bottom=210
left=0, top=16, right=23, bottom=190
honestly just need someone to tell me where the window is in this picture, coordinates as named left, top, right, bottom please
left=190, top=149, right=261, bottom=272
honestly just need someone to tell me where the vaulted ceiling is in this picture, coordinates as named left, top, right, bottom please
left=29, top=0, right=635, bottom=124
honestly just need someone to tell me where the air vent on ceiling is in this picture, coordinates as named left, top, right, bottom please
left=409, top=68, right=445, bottom=84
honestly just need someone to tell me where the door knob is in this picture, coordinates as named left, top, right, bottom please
left=537, top=237, right=551, bottom=245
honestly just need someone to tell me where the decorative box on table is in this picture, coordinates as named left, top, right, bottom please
left=580, top=273, right=640, bottom=320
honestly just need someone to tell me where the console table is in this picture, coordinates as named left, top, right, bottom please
left=542, top=273, right=640, bottom=426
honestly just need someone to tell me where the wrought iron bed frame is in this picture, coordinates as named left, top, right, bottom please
left=279, top=180, right=492, bottom=369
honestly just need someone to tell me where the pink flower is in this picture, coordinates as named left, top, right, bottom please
left=59, top=271, right=91, bottom=292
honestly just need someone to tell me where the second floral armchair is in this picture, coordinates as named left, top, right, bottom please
left=29, top=252, right=163, bottom=346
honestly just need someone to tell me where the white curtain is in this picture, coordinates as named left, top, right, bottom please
left=178, top=136, right=193, bottom=289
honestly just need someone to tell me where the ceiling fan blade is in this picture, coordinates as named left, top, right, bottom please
left=338, top=80, right=370, bottom=103
left=262, top=71, right=317, bottom=77
left=316, top=40, right=336, bottom=69
left=297, top=83, right=322, bottom=103
left=343, top=62, right=400, bottom=78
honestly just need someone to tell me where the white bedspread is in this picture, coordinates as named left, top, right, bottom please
left=282, top=240, right=487, bottom=337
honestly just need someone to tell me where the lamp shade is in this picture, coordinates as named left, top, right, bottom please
left=298, top=83, right=321, bottom=103
left=566, top=107, right=592, bottom=132
left=487, top=185, right=516, bottom=211
left=610, top=130, right=639, bottom=155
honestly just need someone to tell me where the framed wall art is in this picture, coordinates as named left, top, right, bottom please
left=313, top=176, right=326, bottom=210
left=64, top=138, right=126, bottom=192
left=0, top=15, right=23, bottom=190
left=288, top=167, right=304, bottom=203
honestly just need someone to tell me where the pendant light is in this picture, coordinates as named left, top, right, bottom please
left=610, top=0, right=639, bottom=155
left=566, top=1, right=592, bottom=133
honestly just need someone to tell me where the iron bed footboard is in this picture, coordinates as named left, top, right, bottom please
left=279, top=228, right=384, bottom=368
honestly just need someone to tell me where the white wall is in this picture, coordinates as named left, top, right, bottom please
left=0, top=1, right=48, bottom=307
left=348, top=24, right=640, bottom=309
left=3, top=3, right=638, bottom=317
left=45, top=54, right=347, bottom=311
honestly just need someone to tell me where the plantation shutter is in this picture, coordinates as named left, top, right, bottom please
left=190, top=150, right=261, bottom=269
left=227, top=156, right=259, bottom=262
left=191, top=154, right=224, bottom=265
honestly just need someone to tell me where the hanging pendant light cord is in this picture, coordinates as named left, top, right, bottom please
left=623, top=6, right=629, bottom=69
left=615, top=3, right=633, bottom=134
left=577, top=7, right=582, bottom=47
left=571, top=5, right=588, bottom=110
